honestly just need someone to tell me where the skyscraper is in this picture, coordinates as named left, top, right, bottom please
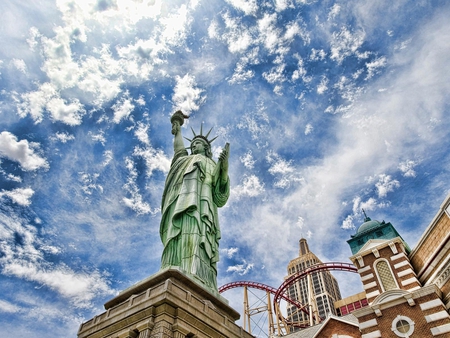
left=286, top=238, right=342, bottom=330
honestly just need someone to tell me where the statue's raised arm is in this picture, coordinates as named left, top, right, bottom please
left=170, top=110, right=188, bottom=152
left=160, top=111, right=230, bottom=294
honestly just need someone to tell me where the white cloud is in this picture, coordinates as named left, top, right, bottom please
left=328, top=4, right=341, bottom=21
left=4, top=173, right=22, bottom=183
left=16, top=2, right=194, bottom=120
left=159, top=4, right=191, bottom=46
left=292, top=54, right=309, bottom=82
left=221, top=247, right=239, bottom=258
left=232, top=174, right=265, bottom=199
left=135, top=96, right=145, bottom=106
left=274, top=0, right=294, bottom=13
left=330, top=26, right=365, bottom=64
left=375, top=174, right=400, bottom=198
left=365, top=56, right=387, bottom=79
left=342, top=194, right=390, bottom=231
left=257, top=13, right=280, bottom=54
left=0, top=132, right=48, bottom=171
left=267, top=152, right=293, bottom=175
left=296, top=216, right=304, bottom=229
left=134, top=122, right=150, bottom=145
left=78, top=172, right=103, bottom=196
left=229, top=61, right=255, bottom=84
left=3, top=262, right=113, bottom=308
left=226, top=260, right=254, bottom=275
left=285, top=21, right=310, bottom=45
left=89, top=130, right=106, bottom=145
left=399, top=160, right=417, bottom=177
left=207, top=20, right=219, bottom=39
left=240, top=151, right=255, bottom=169
left=52, top=132, right=75, bottom=143
left=237, top=109, right=270, bottom=140
left=112, top=96, right=135, bottom=124
left=263, top=64, right=286, bottom=84
left=172, top=74, right=205, bottom=114
left=341, top=214, right=355, bottom=230
left=102, top=150, right=113, bottom=166
left=122, top=155, right=164, bottom=215
left=46, top=97, right=85, bottom=125
left=317, top=76, right=329, bottom=94
left=304, top=123, right=313, bottom=135
left=12, top=59, right=27, bottom=74
left=310, top=48, right=326, bottom=61
left=221, top=12, right=254, bottom=54
left=0, top=210, right=114, bottom=309
left=266, top=151, right=303, bottom=188
left=133, top=146, right=170, bottom=177
left=0, top=188, right=35, bottom=206
left=225, top=0, right=258, bottom=16
left=17, top=83, right=85, bottom=125
left=0, top=300, right=21, bottom=314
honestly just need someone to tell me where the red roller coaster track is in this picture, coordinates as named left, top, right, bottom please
left=219, top=262, right=358, bottom=328
left=219, top=281, right=310, bottom=317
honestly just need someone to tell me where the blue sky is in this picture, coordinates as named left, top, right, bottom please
left=1, top=0, right=450, bottom=336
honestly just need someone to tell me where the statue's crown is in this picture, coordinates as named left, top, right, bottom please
left=184, top=123, right=218, bottom=146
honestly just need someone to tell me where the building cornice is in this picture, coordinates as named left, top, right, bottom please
left=349, top=237, right=404, bottom=264
left=351, top=284, right=441, bottom=318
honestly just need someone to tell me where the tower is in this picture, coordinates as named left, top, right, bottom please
left=285, top=238, right=342, bottom=330
left=347, top=211, right=450, bottom=337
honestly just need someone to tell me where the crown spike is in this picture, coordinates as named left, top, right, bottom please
left=209, top=136, right=219, bottom=143
left=184, top=137, right=193, bottom=142
left=190, top=127, right=197, bottom=136
left=200, top=123, right=204, bottom=136
left=205, top=127, right=213, bottom=139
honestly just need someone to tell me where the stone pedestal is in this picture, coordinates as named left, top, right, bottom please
left=78, top=269, right=253, bottom=338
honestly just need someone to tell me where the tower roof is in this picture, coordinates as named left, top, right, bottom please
left=356, top=217, right=383, bottom=235
left=347, top=213, right=411, bottom=255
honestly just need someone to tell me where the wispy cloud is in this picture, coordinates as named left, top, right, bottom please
left=227, top=260, right=254, bottom=275
left=0, top=208, right=114, bottom=309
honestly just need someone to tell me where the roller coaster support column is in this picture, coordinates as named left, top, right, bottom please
left=267, top=290, right=275, bottom=336
left=307, top=271, right=321, bottom=326
left=274, top=301, right=289, bottom=335
left=243, top=285, right=251, bottom=334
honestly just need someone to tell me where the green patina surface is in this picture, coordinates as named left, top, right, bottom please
left=159, top=111, right=230, bottom=294
left=347, top=217, right=411, bottom=255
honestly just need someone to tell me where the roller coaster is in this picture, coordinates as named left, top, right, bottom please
left=219, top=262, right=358, bottom=336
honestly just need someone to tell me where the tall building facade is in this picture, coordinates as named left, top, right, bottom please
left=286, top=238, right=342, bottom=328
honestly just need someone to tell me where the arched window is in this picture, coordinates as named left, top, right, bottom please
left=375, top=260, right=398, bottom=291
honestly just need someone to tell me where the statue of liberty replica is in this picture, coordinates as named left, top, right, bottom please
left=160, top=110, right=230, bottom=293
left=78, top=111, right=254, bottom=338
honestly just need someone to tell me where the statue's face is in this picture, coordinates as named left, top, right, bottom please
left=191, top=139, right=207, bottom=155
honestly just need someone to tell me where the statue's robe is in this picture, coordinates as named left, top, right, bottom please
left=160, top=149, right=229, bottom=290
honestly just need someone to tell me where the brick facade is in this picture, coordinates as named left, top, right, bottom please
left=410, top=213, right=450, bottom=276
